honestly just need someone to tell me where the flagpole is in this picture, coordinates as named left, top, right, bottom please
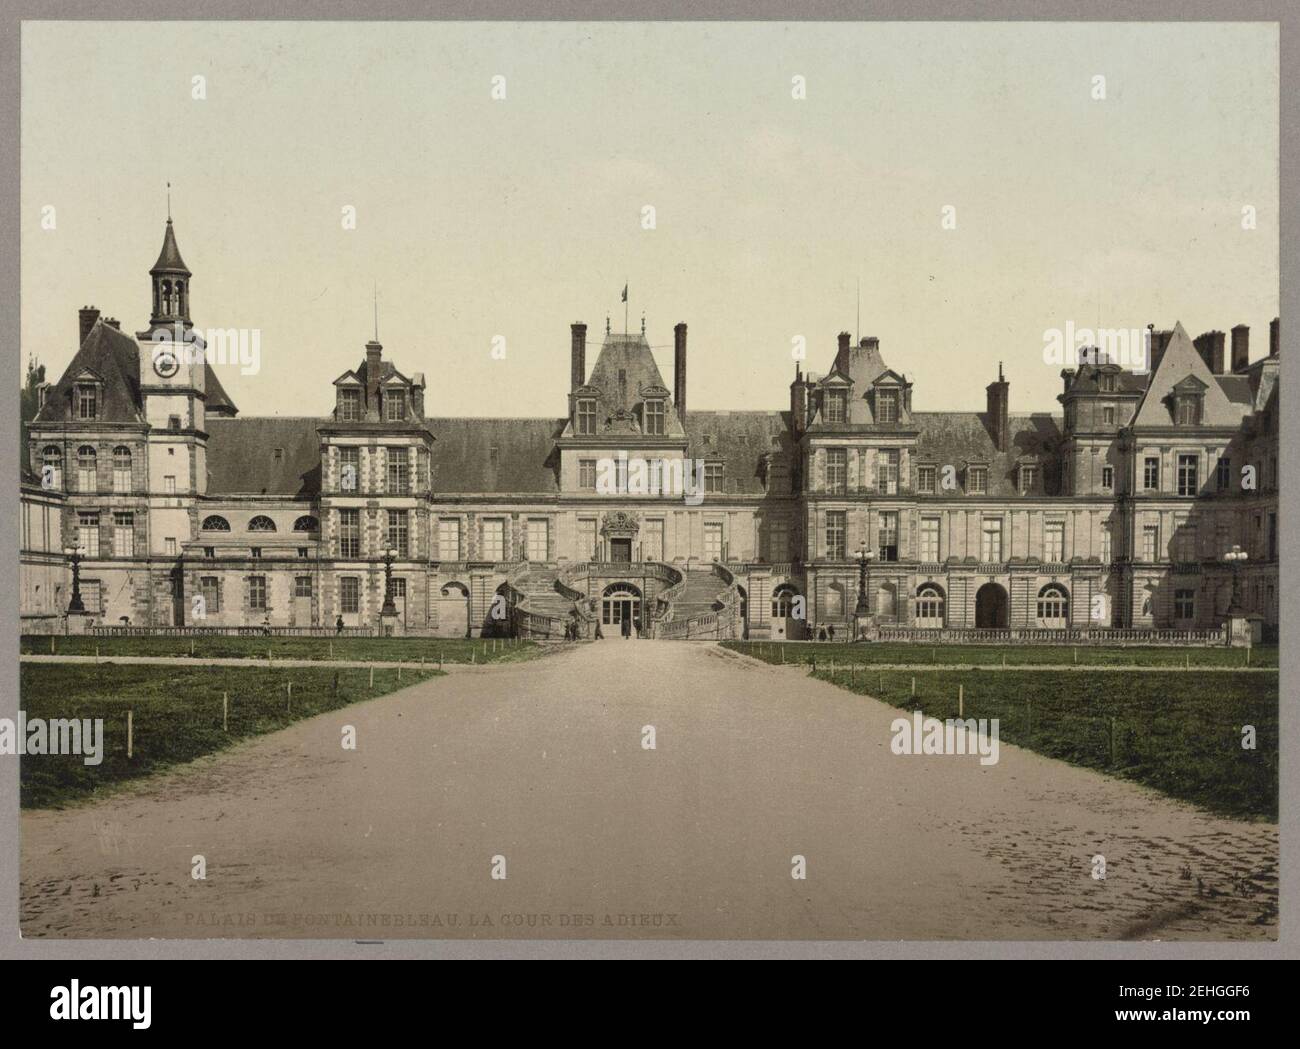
left=624, top=279, right=629, bottom=335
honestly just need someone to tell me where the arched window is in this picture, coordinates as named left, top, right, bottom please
left=41, top=446, right=63, bottom=488
left=201, top=515, right=231, bottom=531
left=772, top=585, right=800, bottom=619
left=916, top=584, right=945, bottom=625
left=77, top=445, right=97, bottom=492
left=112, top=446, right=132, bottom=493
left=248, top=515, right=277, bottom=532
left=1037, top=583, right=1069, bottom=624
left=293, top=515, right=320, bottom=532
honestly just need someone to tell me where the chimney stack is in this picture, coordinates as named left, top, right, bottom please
left=985, top=362, right=1010, bottom=453
left=1148, top=328, right=1173, bottom=374
left=860, top=336, right=880, bottom=352
left=1270, top=316, right=1280, bottom=358
left=570, top=322, right=587, bottom=390
left=78, top=306, right=99, bottom=345
left=1231, top=324, right=1249, bottom=372
left=104, top=317, right=120, bottom=330
left=1194, top=331, right=1225, bottom=374
left=365, top=339, right=383, bottom=415
left=673, top=322, right=688, bottom=421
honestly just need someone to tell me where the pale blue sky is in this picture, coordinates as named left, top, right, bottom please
left=22, top=21, right=1278, bottom=417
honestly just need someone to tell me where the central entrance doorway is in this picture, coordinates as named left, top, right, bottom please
left=610, top=538, right=632, bottom=563
left=975, top=582, right=1008, bottom=628
left=601, top=582, right=643, bottom=636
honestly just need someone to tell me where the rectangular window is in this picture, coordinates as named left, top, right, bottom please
left=1102, top=406, right=1115, bottom=425
left=112, top=512, right=134, bottom=557
left=1101, top=465, right=1114, bottom=490
left=164, top=475, right=176, bottom=495
left=340, top=577, right=360, bottom=614
left=80, top=580, right=102, bottom=613
left=917, top=465, right=936, bottom=494
left=878, top=510, right=898, bottom=562
left=1044, top=521, right=1064, bottom=562
left=877, top=450, right=900, bottom=494
left=578, top=518, right=597, bottom=560
left=825, top=510, right=846, bottom=560
left=438, top=518, right=461, bottom=561
left=579, top=459, right=597, bottom=490
left=339, top=447, right=360, bottom=492
left=200, top=576, right=220, bottom=613
left=648, top=458, right=663, bottom=494
left=250, top=547, right=262, bottom=559
left=165, top=537, right=177, bottom=557
left=645, top=400, right=665, bottom=436
left=338, top=388, right=360, bottom=421
left=876, top=389, right=899, bottom=424
left=1173, top=517, right=1197, bottom=562
left=385, top=392, right=405, bottom=422
left=203, top=546, right=215, bottom=558
left=1174, top=589, right=1195, bottom=620
left=338, top=508, right=361, bottom=558
left=704, top=462, right=723, bottom=494
left=248, top=575, right=267, bottom=611
left=1100, top=523, right=1112, bottom=564
left=825, top=389, right=847, bottom=424
left=967, top=466, right=987, bottom=495
left=1215, top=456, right=1230, bottom=492
left=766, top=519, right=789, bottom=562
left=386, top=447, right=409, bottom=494
left=113, top=455, right=131, bottom=493
left=1020, top=465, right=1037, bottom=494
left=1143, top=457, right=1159, bottom=490
left=526, top=518, right=549, bottom=561
left=387, top=509, right=409, bottom=557
left=77, top=512, right=100, bottom=557
left=643, top=519, right=664, bottom=561
left=1177, top=399, right=1198, bottom=426
left=1142, top=523, right=1159, bottom=562
left=920, top=517, right=940, bottom=562
left=576, top=400, right=596, bottom=435
left=981, top=518, right=1003, bottom=562
left=481, top=518, right=505, bottom=562
left=77, top=386, right=97, bottom=420
left=825, top=448, right=847, bottom=494
left=704, top=523, right=724, bottom=562
left=294, top=576, right=312, bottom=598
left=1177, top=454, right=1198, bottom=497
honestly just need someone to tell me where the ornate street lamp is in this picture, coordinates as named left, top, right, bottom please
left=63, top=544, right=87, bottom=613
left=1224, top=544, right=1248, bottom=615
left=854, top=541, right=876, bottom=640
left=380, top=547, right=398, bottom=616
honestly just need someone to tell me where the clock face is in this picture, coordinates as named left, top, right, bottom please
left=152, top=349, right=179, bottom=379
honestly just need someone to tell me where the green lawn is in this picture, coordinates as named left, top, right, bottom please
left=19, top=663, right=440, bottom=809
left=21, top=634, right=545, bottom=665
left=801, top=665, right=1278, bottom=820
left=725, top=640, right=1276, bottom=669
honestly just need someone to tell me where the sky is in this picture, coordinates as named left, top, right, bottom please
left=21, top=21, right=1278, bottom=418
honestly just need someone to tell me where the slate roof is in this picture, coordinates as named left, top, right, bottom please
left=426, top=417, right=565, bottom=493
left=1133, top=322, right=1247, bottom=428
left=205, top=364, right=238, bottom=416
left=206, top=417, right=322, bottom=497
left=912, top=411, right=1063, bottom=496
left=32, top=319, right=145, bottom=424
left=684, top=411, right=793, bottom=494
left=151, top=219, right=190, bottom=274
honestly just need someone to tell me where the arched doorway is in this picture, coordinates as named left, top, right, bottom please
left=975, top=582, right=1008, bottom=628
left=771, top=584, right=803, bottom=640
left=602, top=583, right=643, bottom=636
left=1036, top=583, right=1069, bottom=628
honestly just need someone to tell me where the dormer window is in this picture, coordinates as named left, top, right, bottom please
left=967, top=465, right=988, bottom=495
left=876, top=389, right=899, bottom=424
left=644, top=399, right=665, bottom=436
left=825, top=389, right=847, bottom=423
left=338, top=388, right=360, bottom=422
left=1175, top=396, right=1200, bottom=426
left=1019, top=464, right=1037, bottom=494
left=1099, top=372, right=1117, bottom=393
left=76, top=385, right=97, bottom=420
left=576, top=398, right=596, bottom=435
left=385, top=392, right=406, bottom=422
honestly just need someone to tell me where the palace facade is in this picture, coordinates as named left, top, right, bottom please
left=21, top=220, right=1281, bottom=641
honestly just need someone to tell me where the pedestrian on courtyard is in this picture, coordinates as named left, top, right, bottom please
left=335, top=614, right=344, bottom=635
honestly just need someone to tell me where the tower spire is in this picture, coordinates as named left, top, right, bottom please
left=166, top=181, right=171, bottom=222
left=373, top=282, right=379, bottom=341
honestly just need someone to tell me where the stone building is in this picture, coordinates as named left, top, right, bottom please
left=21, top=219, right=1281, bottom=640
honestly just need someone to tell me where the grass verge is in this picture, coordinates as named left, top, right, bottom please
left=21, top=635, right=545, bottom=664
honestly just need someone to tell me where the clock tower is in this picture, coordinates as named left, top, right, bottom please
left=135, top=215, right=209, bottom=585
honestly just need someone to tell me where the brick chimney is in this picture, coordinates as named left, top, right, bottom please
left=1270, top=316, right=1280, bottom=358
left=365, top=340, right=383, bottom=415
left=673, top=322, right=687, bottom=421
left=78, top=306, right=99, bottom=345
left=1231, top=324, right=1249, bottom=372
left=570, top=322, right=587, bottom=390
left=860, top=336, right=879, bottom=352
left=1194, top=331, right=1225, bottom=374
left=104, top=317, right=121, bottom=330
left=986, top=362, right=1010, bottom=452
left=1148, top=328, right=1173, bottom=374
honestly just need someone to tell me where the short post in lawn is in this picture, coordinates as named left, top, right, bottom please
left=369, top=664, right=374, bottom=688
left=911, top=676, right=916, bottom=697
left=439, top=650, right=444, bottom=671
left=1073, top=646, right=1078, bottom=664
left=1026, top=698, right=1032, bottom=738
left=958, top=683, right=964, bottom=718
left=223, top=692, right=228, bottom=732
left=287, top=682, right=292, bottom=714
left=1108, top=717, right=1117, bottom=766
left=51, top=636, right=55, bottom=654
left=191, top=638, right=195, bottom=657
left=126, top=709, right=133, bottom=760
left=329, top=641, right=333, bottom=659
left=398, top=662, right=402, bottom=681
left=829, top=658, right=835, bottom=682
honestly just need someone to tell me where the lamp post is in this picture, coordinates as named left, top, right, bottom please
left=64, top=544, right=87, bottom=613
left=1224, top=544, right=1248, bottom=615
left=380, top=547, right=398, bottom=616
left=854, top=540, right=876, bottom=639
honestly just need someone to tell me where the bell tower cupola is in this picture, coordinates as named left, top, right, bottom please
left=149, top=216, right=192, bottom=330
